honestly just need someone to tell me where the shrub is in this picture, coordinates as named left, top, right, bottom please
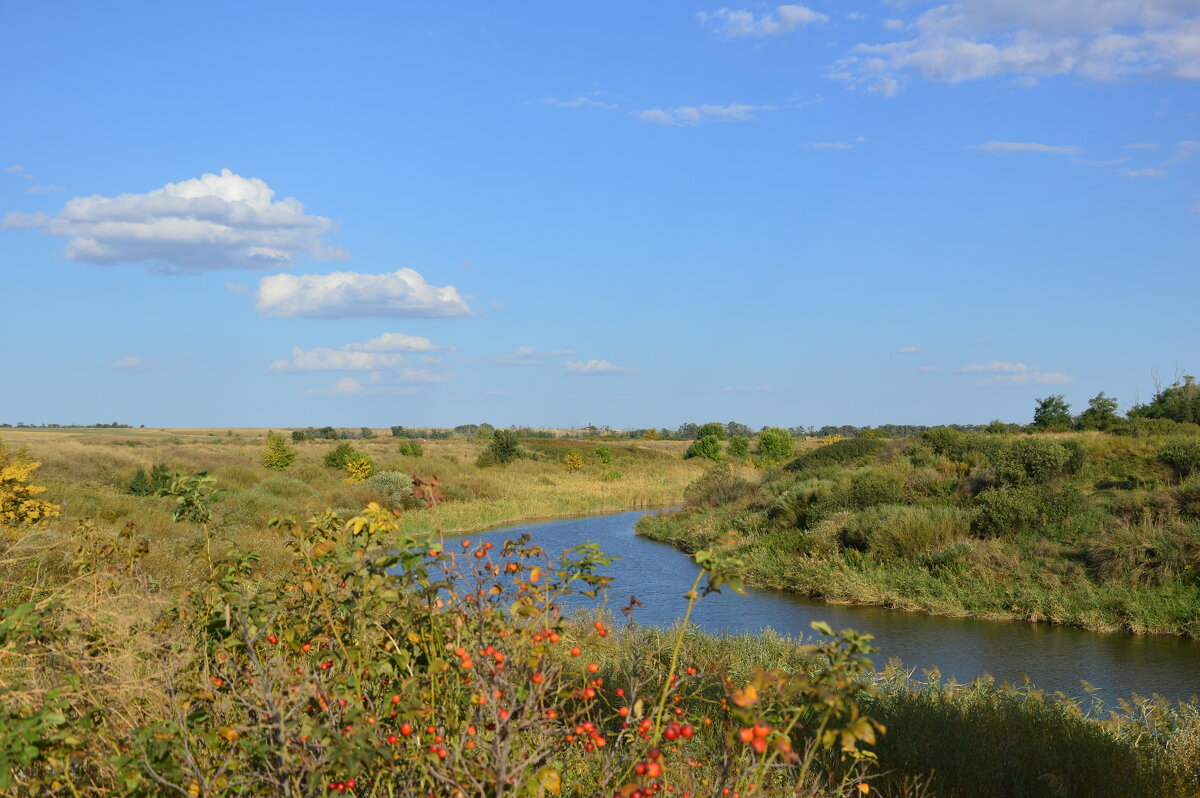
left=562, top=451, right=585, bottom=471
left=0, top=443, right=60, bottom=536
left=696, top=422, right=726, bottom=440
left=600, top=469, right=622, bottom=482
left=992, top=438, right=1071, bottom=485
left=642, top=429, right=660, bottom=440
left=488, top=429, right=521, bottom=464
left=1178, top=477, right=1200, bottom=520
left=685, top=435, right=724, bottom=462
left=844, top=469, right=906, bottom=509
left=397, top=439, right=424, bottom=457
left=727, top=436, right=750, bottom=459
left=323, top=442, right=362, bottom=470
left=972, top=485, right=1040, bottom=538
left=1156, top=438, right=1200, bottom=479
left=903, top=444, right=938, bottom=468
left=756, top=428, right=793, bottom=465
left=786, top=438, right=884, bottom=472
left=922, top=427, right=963, bottom=457
left=127, top=463, right=171, bottom=496
left=684, top=463, right=753, bottom=508
left=844, top=505, right=972, bottom=562
left=342, top=455, right=376, bottom=484
left=365, top=470, right=415, bottom=508
left=261, top=431, right=297, bottom=471
left=768, top=479, right=836, bottom=528
left=593, top=444, right=612, bottom=465
left=1088, top=518, right=1200, bottom=585
left=1032, top=394, right=1072, bottom=430
left=802, top=511, right=852, bottom=557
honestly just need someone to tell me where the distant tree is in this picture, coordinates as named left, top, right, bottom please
left=984, top=419, right=1010, bottom=435
left=697, top=423, right=726, bottom=440
left=725, top=421, right=753, bottom=438
left=1129, top=375, right=1199, bottom=424
left=261, top=432, right=297, bottom=470
left=727, top=436, right=750, bottom=458
left=642, top=429, right=660, bottom=441
left=291, top=430, right=310, bottom=442
left=323, top=442, right=361, bottom=470
left=756, top=427, right=793, bottom=464
left=360, top=427, right=376, bottom=439
left=488, top=429, right=521, bottom=464
left=676, top=423, right=700, bottom=440
left=685, top=435, right=724, bottom=462
left=1076, top=392, right=1121, bottom=431
left=1032, top=395, right=1073, bottom=430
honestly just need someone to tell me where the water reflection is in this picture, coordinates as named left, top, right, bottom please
left=471, top=510, right=1200, bottom=705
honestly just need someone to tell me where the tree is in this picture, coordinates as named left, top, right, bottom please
left=756, top=427, right=793, bottom=464
left=685, top=435, right=723, bottom=462
left=696, top=423, right=726, bottom=440
left=1032, top=395, right=1072, bottom=430
left=725, top=421, right=753, bottom=438
left=1076, top=392, right=1120, bottom=431
left=727, top=436, right=750, bottom=458
left=262, top=432, right=297, bottom=471
left=488, top=429, right=520, bottom=464
left=593, top=445, right=612, bottom=465
left=641, top=429, right=660, bottom=441
left=1129, top=375, right=1199, bottom=424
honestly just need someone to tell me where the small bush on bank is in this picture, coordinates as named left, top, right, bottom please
left=1157, top=438, right=1200, bottom=480
left=786, top=438, right=885, bottom=472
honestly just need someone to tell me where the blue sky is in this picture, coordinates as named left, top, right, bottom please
left=2, top=1, right=1197, bottom=429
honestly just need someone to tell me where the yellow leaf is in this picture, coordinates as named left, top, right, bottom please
left=529, top=566, right=542, bottom=583
left=732, top=684, right=759, bottom=707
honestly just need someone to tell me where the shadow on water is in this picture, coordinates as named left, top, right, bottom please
left=470, top=509, right=1200, bottom=705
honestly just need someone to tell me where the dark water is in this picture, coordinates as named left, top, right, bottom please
left=468, top=510, right=1200, bottom=705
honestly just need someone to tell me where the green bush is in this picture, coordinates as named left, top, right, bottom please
left=261, top=431, right=297, bottom=471
left=695, top=422, right=726, bottom=440
left=127, top=463, right=171, bottom=496
left=397, top=439, right=424, bottom=457
left=922, top=427, right=963, bottom=457
left=727, top=436, right=750, bottom=459
left=322, top=442, right=363, bottom=470
left=903, top=444, right=937, bottom=468
left=972, top=485, right=1040, bottom=538
left=1156, top=438, right=1200, bottom=479
left=1178, top=477, right=1200, bottom=519
left=685, top=435, right=724, bottom=462
left=768, top=478, right=836, bottom=528
left=593, top=444, right=612, bottom=465
left=755, top=428, right=793, bottom=464
left=488, top=429, right=521, bottom=464
left=786, top=438, right=884, bottom=472
left=993, top=438, right=1071, bottom=485
left=844, top=469, right=906, bottom=509
left=684, top=463, right=752, bottom=508
left=844, top=505, right=972, bottom=562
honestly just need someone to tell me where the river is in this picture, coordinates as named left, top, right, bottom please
left=469, top=509, right=1199, bottom=705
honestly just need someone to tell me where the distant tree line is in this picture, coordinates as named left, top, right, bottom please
left=290, top=426, right=377, bottom=442
left=0, top=422, right=133, bottom=429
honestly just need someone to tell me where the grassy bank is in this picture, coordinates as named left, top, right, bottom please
left=637, top=430, right=1200, bottom=637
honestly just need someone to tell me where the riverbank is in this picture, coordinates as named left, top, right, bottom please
left=636, top=431, right=1200, bottom=638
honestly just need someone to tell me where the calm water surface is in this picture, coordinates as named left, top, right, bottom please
left=469, top=510, right=1199, bottom=705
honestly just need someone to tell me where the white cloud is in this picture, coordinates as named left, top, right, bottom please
left=498, top=345, right=576, bottom=365
left=27, top=184, right=65, bottom=194
left=956, top=361, right=1072, bottom=385
left=698, top=5, right=827, bottom=38
left=918, top=365, right=938, bottom=372
left=804, top=136, right=867, bottom=149
left=1125, top=142, right=1159, bottom=149
left=224, top=281, right=249, bottom=294
left=1072, top=156, right=1131, bottom=166
left=833, top=1, right=1200, bottom=94
left=897, top=346, right=922, bottom=353
left=637, top=103, right=772, bottom=125
left=542, top=94, right=619, bottom=111
left=110, top=356, right=155, bottom=371
left=349, top=332, right=452, bottom=353
left=978, top=140, right=1078, bottom=154
left=883, top=18, right=905, bottom=30
left=3, top=168, right=345, bottom=273
left=270, top=333, right=452, bottom=374
left=564, top=359, right=633, bottom=375
left=3, top=165, right=22, bottom=173
left=1166, top=140, right=1200, bottom=164
left=1117, top=167, right=1167, bottom=178
left=328, top=378, right=364, bottom=396
left=254, top=268, right=472, bottom=319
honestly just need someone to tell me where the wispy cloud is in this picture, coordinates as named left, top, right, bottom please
left=110, top=356, right=157, bottom=372
left=897, top=345, right=922, bottom=354
left=638, top=103, right=773, bottom=126
left=804, top=136, right=867, bottom=149
left=542, top=94, right=619, bottom=111
left=269, top=333, right=453, bottom=373
left=26, top=184, right=65, bottom=194
left=2, top=165, right=23, bottom=173
left=1124, top=143, right=1159, bottom=149
left=1117, top=167, right=1166, bottom=178
left=1166, top=140, right=1200, bottom=165
left=955, top=361, right=1072, bottom=386
left=498, top=345, right=576, bottom=366
left=977, top=140, right=1078, bottom=154
left=698, top=5, right=827, bottom=38
left=564, top=359, right=634, bottom=375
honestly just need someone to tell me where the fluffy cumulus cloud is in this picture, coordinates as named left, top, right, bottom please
left=832, top=0, right=1200, bottom=95
left=698, top=5, right=827, bottom=37
left=254, top=268, right=472, bottom=319
left=3, top=169, right=344, bottom=272
left=269, top=333, right=453, bottom=373
left=564, top=359, right=633, bottom=375
left=956, top=361, right=1072, bottom=385
left=637, top=103, right=772, bottom=125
